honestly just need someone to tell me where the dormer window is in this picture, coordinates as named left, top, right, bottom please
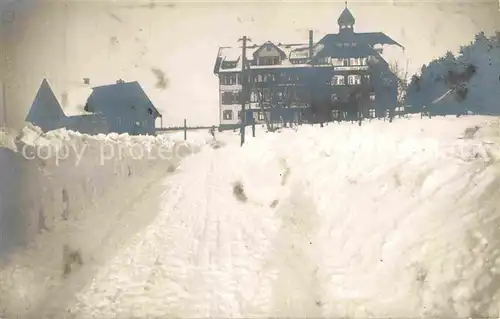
left=258, top=56, right=280, bottom=66
left=222, top=61, right=237, bottom=69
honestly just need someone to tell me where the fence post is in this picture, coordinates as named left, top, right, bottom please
left=252, top=122, right=255, bottom=137
left=184, top=119, right=187, bottom=140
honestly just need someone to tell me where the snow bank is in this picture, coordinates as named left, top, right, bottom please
left=0, top=124, right=215, bottom=317
left=69, top=116, right=500, bottom=318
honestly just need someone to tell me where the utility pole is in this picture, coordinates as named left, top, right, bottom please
left=238, top=35, right=251, bottom=146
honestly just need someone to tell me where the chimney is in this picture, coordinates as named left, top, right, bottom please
left=117, top=79, right=125, bottom=84
left=83, top=78, right=90, bottom=85
left=308, top=30, right=314, bottom=60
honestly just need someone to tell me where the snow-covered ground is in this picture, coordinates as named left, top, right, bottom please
left=3, top=116, right=500, bottom=318
left=11, top=115, right=497, bottom=318
left=0, top=124, right=217, bottom=317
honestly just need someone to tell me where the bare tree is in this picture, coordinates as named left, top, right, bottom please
left=253, top=88, right=274, bottom=132
left=389, top=60, right=409, bottom=108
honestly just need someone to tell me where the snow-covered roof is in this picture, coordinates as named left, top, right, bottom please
left=214, top=33, right=402, bottom=74
left=216, top=43, right=317, bottom=73
left=219, top=43, right=310, bottom=63
left=88, top=81, right=162, bottom=118
left=61, top=86, right=94, bottom=116
left=213, top=4, right=403, bottom=74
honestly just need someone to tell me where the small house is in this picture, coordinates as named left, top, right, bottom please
left=25, top=79, right=162, bottom=136
left=84, top=80, right=162, bottom=135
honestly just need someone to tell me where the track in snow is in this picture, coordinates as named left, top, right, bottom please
left=11, top=116, right=500, bottom=318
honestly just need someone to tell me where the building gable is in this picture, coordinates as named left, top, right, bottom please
left=253, top=41, right=287, bottom=59
left=25, top=79, right=66, bottom=132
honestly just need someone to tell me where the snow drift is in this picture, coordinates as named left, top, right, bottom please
left=0, top=124, right=214, bottom=317
left=63, top=116, right=500, bottom=318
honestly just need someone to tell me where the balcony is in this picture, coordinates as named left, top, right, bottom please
left=334, top=65, right=369, bottom=71
left=220, top=84, right=242, bottom=91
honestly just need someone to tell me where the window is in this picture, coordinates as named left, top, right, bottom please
left=265, top=45, right=272, bottom=52
left=343, top=59, right=349, bottom=66
left=369, top=93, right=376, bottom=101
left=250, top=90, right=258, bottom=102
left=258, top=112, right=265, bottom=120
left=331, top=93, right=338, bottom=101
left=364, top=75, right=371, bottom=83
left=238, top=110, right=242, bottom=120
left=264, top=73, right=276, bottom=82
left=369, top=109, right=376, bottom=118
left=223, top=110, right=233, bottom=120
left=332, top=75, right=345, bottom=85
left=263, top=88, right=271, bottom=102
left=147, top=108, right=153, bottom=115
left=221, top=74, right=237, bottom=85
left=222, top=91, right=240, bottom=104
left=230, top=74, right=237, bottom=85
left=331, top=58, right=343, bottom=66
left=259, top=57, right=280, bottom=66
left=255, top=74, right=264, bottom=83
left=276, top=90, right=284, bottom=102
left=348, top=75, right=361, bottom=85
left=332, top=109, right=340, bottom=118
left=350, top=58, right=361, bottom=66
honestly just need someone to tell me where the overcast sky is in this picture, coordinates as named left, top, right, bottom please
left=1, top=0, right=499, bottom=128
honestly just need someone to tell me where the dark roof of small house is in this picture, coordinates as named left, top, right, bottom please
left=25, top=79, right=66, bottom=130
left=337, top=7, right=355, bottom=25
left=88, top=81, right=162, bottom=118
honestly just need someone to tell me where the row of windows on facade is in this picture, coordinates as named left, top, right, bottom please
left=221, top=90, right=375, bottom=105
left=221, top=107, right=383, bottom=122
left=221, top=88, right=311, bottom=105
left=319, top=57, right=368, bottom=66
left=221, top=72, right=371, bottom=86
left=221, top=56, right=369, bottom=76
left=220, top=57, right=368, bottom=85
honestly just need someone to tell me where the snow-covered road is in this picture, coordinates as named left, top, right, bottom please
left=4, top=116, right=500, bottom=318
left=47, top=116, right=500, bottom=318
